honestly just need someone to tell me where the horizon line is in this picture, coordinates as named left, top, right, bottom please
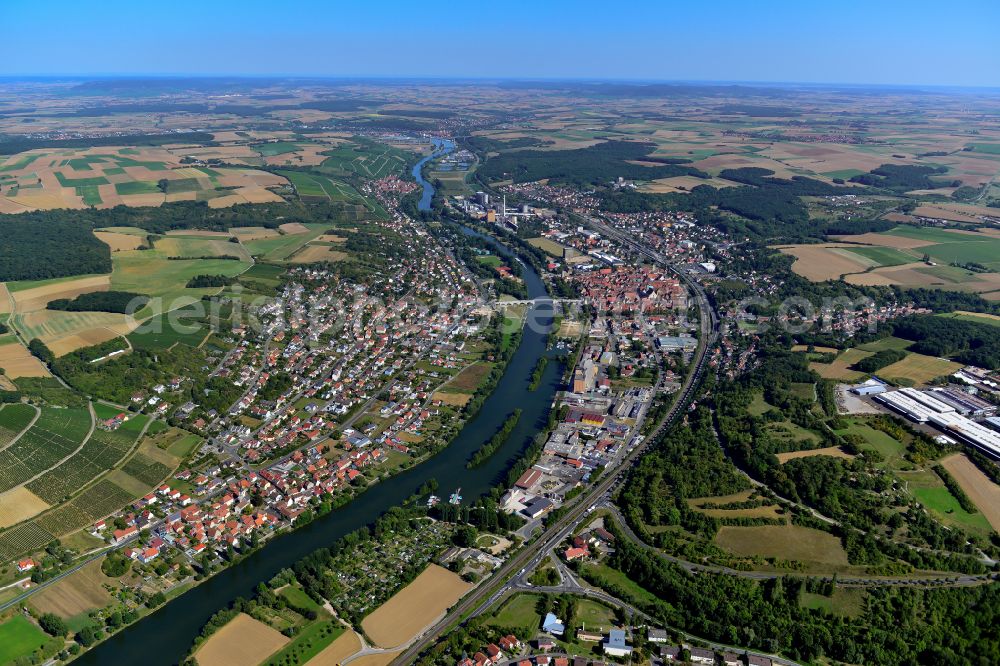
left=1, top=74, right=998, bottom=92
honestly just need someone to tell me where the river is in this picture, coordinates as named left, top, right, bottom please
left=412, top=137, right=455, bottom=210
left=79, top=141, right=559, bottom=665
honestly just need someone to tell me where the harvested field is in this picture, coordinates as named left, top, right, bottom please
left=0, top=487, right=49, bottom=528
left=832, top=232, right=936, bottom=249
left=914, top=204, right=982, bottom=224
left=95, top=231, right=144, bottom=252
left=360, top=564, right=471, bottom=649
left=233, top=227, right=280, bottom=241
left=809, top=348, right=872, bottom=382
left=305, top=629, right=362, bottom=666
left=12, top=275, right=111, bottom=312
left=195, top=613, right=289, bottom=666
left=443, top=362, right=491, bottom=392
left=527, top=237, right=567, bottom=256
left=165, top=229, right=231, bottom=238
left=433, top=391, right=471, bottom=407
left=715, top=524, right=850, bottom=566
left=0, top=284, right=11, bottom=314
left=345, top=652, right=401, bottom=666
left=641, top=174, right=738, bottom=193
left=279, top=222, right=310, bottom=234
left=0, top=342, right=51, bottom=378
left=791, top=344, right=839, bottom=353
left=776, top=446, right=856, bottom=464
left=939, top=454, right=1000, bottom=532
left=776, top=244, right=873, bottom=281
left=47, top=327, right=132, bottom=357
left=289, top=244, right=348, bottom=264
left=878, top=353, right=962, bottom=385
left=29, top=560, right=113, bottom=618
left=16, top=309, right=136, bottom=357
left=316, top=234, right=347, bottom=243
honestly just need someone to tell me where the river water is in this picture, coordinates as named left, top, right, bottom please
left=412, top=137, right=455, bottom=210
left=79, top=141, right=558, bottom=665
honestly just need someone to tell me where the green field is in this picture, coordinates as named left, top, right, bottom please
left=881, top=227, right=1000, bottom=269
left=789, top=382, right=816, bottom=400
left=527, top=236, right=566, bottom=257
left=748, top=391, right=773, bottom=416
left=768, top=420, right=822, bottom=446
left=0, top=154, right=41, bottom=172
left=55, top=172, right=108, bottom=187
left=127, top=303, right=213, bottom=350
left=76, top=184, right=103, bottom=205
left=281, top=585, right=321, bottom=612
left=109, top=249, right=251, bottom=317
left=834, top=419, right=906, bottom=464
left=967, top=143, right=1000, bottom=155
left=242, top=224, right=327, bottom=261
left=800, top=588, right=866, bottom=618
left=910, top=484, right=992, bottom=535
left=112, top=157, right=167, bottom=170
left=486, top=593, right=543, bottom=634
left=476, top=255, right=502, bottom=268
left=843, top=245, right=916, bottom=267
left=857, top=336, right=914, bottom=352
left=114, top=181, right=161, bottom=195
left=240, top=263, right=286, bottom=283
left=253, top=141, right=304, bottom=157
left=0, top=616, right=49, bottom=665
left=261, top=620, right=344, bottom=666
left=937, top=311, right=1000, bottom=328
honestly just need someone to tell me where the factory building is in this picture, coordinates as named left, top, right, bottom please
left=874, top=388, right=1000, bottom=459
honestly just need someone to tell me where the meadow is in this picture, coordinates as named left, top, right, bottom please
left=715, top=524, right=850, bottom=567
left=0, top=616, right=50, bottom=665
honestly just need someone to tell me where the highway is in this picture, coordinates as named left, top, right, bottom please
left=392, top=219, right=719, bottom=664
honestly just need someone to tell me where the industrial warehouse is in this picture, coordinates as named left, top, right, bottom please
left=873, top=387, right=1000, bottom=459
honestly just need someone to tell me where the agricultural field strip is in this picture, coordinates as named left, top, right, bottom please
left=0, top=406, right=93, bottom=494
left=0, top=403, right=40, bottom=452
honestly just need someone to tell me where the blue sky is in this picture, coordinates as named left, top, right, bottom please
left=4, top=0, right=998, bottom=86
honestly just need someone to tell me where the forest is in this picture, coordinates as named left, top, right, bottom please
left=891, top=314, right=1000, bottom=369
left=593, top=522, right=1000, bottom=666
left=186, top=275, right=236, bottom=288
left=476, top=140, right=707, bottom=186
left=48, top=290, right=149, bottom=314
left=853, top=348, right=907, bottom=373
left=0, top=218, right=111, bottom=281
left=712, top=348, right=992, bottom=571
left=0, top=131, right=215, bottom=155
left=850, top=164, right=952, bottom=191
